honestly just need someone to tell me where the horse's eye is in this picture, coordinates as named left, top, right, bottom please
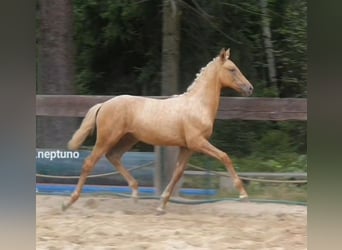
left=229, top=68, right=236, bottom=73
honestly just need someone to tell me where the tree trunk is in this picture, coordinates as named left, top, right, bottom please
left=37, top=0, right=77, bottom=148
left=260, top=0, right=277, bottom=87
left=155, top=0, right=182, bottom=196
left=161, top=0, right=181, bottom=95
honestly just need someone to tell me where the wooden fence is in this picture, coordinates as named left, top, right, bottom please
left=36, top=95, right=307, bottom=121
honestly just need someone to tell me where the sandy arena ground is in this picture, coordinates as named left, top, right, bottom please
left=36, top=195, right=307, bottom=250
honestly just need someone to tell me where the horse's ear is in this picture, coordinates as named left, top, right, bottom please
left=219, top=48, right=226, bottom=62
left=225, top=48, right=230, bottom=59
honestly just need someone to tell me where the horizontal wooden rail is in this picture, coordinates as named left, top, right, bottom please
left=36, top=95, right=307, bottom=121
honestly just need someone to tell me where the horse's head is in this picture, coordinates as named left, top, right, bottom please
left=217, top=48, right=253, bottom=96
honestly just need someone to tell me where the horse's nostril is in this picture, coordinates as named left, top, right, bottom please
left=249, top=86, right=253, bottom=91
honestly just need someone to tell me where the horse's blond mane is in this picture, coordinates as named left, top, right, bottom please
left=170, top=56, right=218, bottom=98
left=185, top=56, right=219, bottom=93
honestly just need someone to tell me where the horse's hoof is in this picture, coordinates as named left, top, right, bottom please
left=155, top=207, right=166, bottom=216
left=132, top=190, right=139, bottom=203
left=239, top=195, right=249, bottom=202
left=61, top=203, right=69, bottom=212
left=132, top=196, right=138, bottom=203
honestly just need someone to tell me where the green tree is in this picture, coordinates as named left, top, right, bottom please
left=272, top=0, right=307, bottom=97
left=73, top=0, right=162, bottom=95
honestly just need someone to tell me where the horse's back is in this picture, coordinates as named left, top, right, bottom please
left=101, top=95, right=187, bottom=146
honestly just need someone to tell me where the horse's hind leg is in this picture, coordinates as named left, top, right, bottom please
left=62, top=143, right=108, bottom=211
left=106, top=134, right=139, bottom=201
left=156, top=147, right=193, bottom=214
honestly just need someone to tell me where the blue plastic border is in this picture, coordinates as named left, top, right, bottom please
left=36, top=183, right=218, bottom=196
left=36, top=184, right=307, bottom=206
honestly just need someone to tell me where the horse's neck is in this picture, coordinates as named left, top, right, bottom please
left=186, top=61, right=222, bottom=120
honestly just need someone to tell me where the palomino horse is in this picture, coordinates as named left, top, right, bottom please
left=62, top=48, right=253, bottom=213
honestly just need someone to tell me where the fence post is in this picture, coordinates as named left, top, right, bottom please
left=154, top=146, right=180, bottom=196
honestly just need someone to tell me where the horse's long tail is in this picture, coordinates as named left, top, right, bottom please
left=67, top=103, right=102, bottom=150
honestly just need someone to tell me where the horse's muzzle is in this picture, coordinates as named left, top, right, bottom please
left=242, top=84, right=253, bottom=96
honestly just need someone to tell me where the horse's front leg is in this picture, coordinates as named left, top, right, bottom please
left=192, top=138, right=248, bottom=200
left=156, top=148, right=193, bottom=214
